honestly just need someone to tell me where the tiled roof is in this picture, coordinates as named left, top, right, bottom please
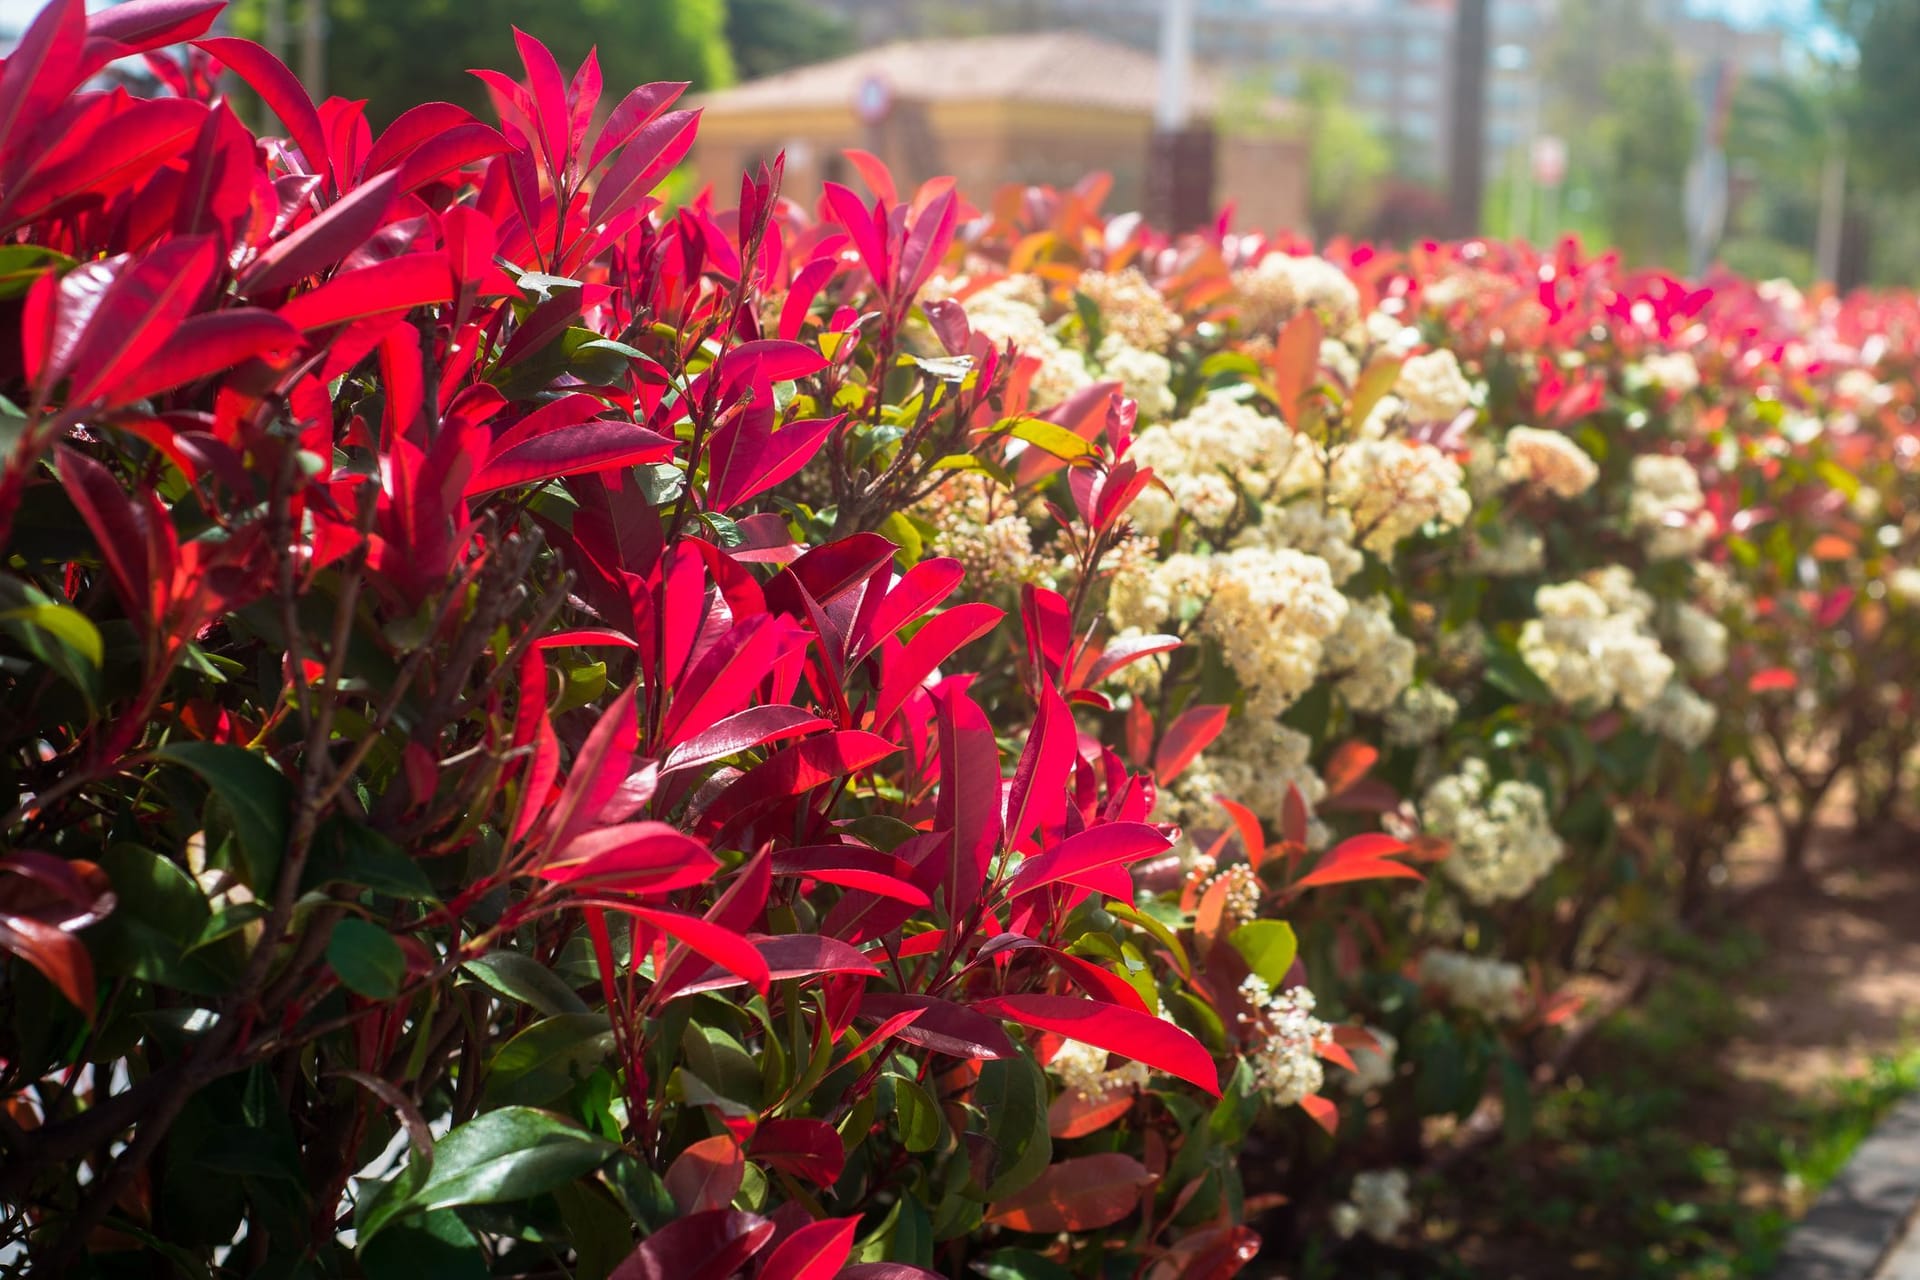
left=692, top=31, right=1222, bottom=117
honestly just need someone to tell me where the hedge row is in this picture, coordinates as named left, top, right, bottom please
left=3, top=5, right=1916, bottom=1277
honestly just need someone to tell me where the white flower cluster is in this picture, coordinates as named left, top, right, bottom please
left=1324, top=595, right=1417, bottom=713
left=1232, top=252, right=1362, bottom=336
left=915, top=472, right=1046, bottom=586
left=1095, top=335, right=1176, bottom=421
left=1239, top=976, right=1330, bottom=1107
left=1395, top=349, right=1475, bottom=423
left=1110, top=546, right=1348, bottom=719
left=1469, top=524, right=1546, bottom=577
left=1048, top=1036, right=1152, bottom=1101
left=1499, top=426, right=1599, bottom=498
left=1342, top=1027, right=1398, bottom=1094
left=1125, top=393, right=1308, bottom=534
left=1235, top=502, right=1362, bottom=585
left=1330, top=438, right=1473, bottom=556
left=1635, top=680, right=1718, bottom=749
left=1417, top=949, right=1529, bottom=1021
left=1331, top=1169, right=1413, bottom=1242
left=1420, top=758, right=1565, bottom=904
left=1627, top=454, right=1710, bottom=560
left=1385, top=684, right=1459, bottom=747
left=1162, top=717, right=1324, bottom=833
left=1667, top=601, right=1728, bottom=677
left=1519, top=574, right=1675, bottom=713
left=959, top=275, right=1091, bottom=408
left=1076, top=266, right=1180, bottom=351
left=1634, top=350, right=1701, bottom=395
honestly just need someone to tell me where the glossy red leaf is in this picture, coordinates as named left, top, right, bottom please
left=670, top=933, right=881, bottom=998
left=536, top=822, right=716, bottom=895
left=1749, top=667, right=1797, bottom=693
left=619, top=905, right=770, bottom=994
left=853, top=556, right=965, bottom=660
left=541, top=684, right=638, bottom=853
left=194, top=36, right=331, bottom=185
left=608, top=1210, right=772, bottom=1280
left=659, top=615, right=795, bottom=750
left=1083, top=632, right=1181, bottom=687
left=838, top=1267, right=943, bottom=1280
left=695, top=731, right=898, bottom=837
left=0, top=0, right=83, bottom=171
left=820, top=182, right=891, bottom=295
left=660, top=706, right=829, bottom=776
left=1214, top=795, right=1268, bottom=870
left=1268, top=309, right=1322, bottom=424
left=467, top=419, right=676, bottom=495
left=933, top=686, right=1002, bottom=924
left=56, top=446, right=152, bottom=632
left=872, top=602, right=1003, bottom=727
left=1005, top=681, right=1074, bottom=846
left=107, top=309, right=302, bottom=407
left=706, top=413, right=843, bottom=514
left=240, top=170, right=398, bottom=296
left=1048, top=1086, right=1135, bottom=1139
left=588, top=81, right=688, bottom=172
left=81, top=0, right=223, bottom=75
left=276, top=253, right=453, bottom=332
left=664, top=1135, right=745, bottom=1216
left=1152, top=705, right=1228, bottom=786
left=587, top=108, right=701, bottom=226
left=984, top=1153, right=1154, bottom=1232
left=748, top=1117, right=846, bottom=1187
left=857, top=993, right=1015, bottom=1059
left=972, top=994, right=1220, bottom=1096
left=59, top=236, right=219, bottom=408
left=1290, top=857, right=1424, bottom=891
left=1008, top=822, right=1171, bottom=899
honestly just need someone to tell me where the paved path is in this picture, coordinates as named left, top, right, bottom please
left=1771, top=1094, right=1920, bottom=1280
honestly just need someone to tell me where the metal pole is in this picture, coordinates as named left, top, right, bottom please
left=1156, top=0, right=1193, bottom=132
left=1447, top=0, right=1489, bottom=238
left=300, top=0, right=326, bottom=100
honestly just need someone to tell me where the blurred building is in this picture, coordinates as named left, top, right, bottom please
left=814, top=0, right=1790, bottom=184
left=689, top=31, right=1311, bottom=230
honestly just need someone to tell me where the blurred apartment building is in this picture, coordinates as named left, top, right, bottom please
left=815, top=0, right=1787, bottom=183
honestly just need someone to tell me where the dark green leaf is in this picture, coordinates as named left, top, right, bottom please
left=483, top=1013, right=615, bottom=1107
left=157, top=741, right=293, bottom=895
left=326, top=918, right=406, bottom=999
left=462, top=950, right=589, bottom=1016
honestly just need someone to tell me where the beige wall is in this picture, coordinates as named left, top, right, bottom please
left=692, top=100, right=1309, bottom=234
left=1217, top=134, right=1311, bottom=237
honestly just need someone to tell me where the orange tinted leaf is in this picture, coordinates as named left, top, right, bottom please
left=1298, top=1093, right=1339, bottom=1134
left=1322, top=740, right=1379, bottom=799
left=984, top=1153, right=1154, bottom=1232
left=1047, top=1085, right=1134, bottom=1139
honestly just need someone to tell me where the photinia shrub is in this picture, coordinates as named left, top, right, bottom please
left=4, top=1, right=1920, bottom=1276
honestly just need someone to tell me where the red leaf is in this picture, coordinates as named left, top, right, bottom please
left=660, top=616, right=798, bottom=750
left=542, top=684, right=638, bottom=853
left=0, top=915, right=95, bottom=1015
left=1269, top=309, right=1322, bottom=424
left=669, top=934, right=881, bottom=998
left=821, top=182, right=891, bottom=296
left=1214, top=796, right=1268, bottom=870
left=56, top=446, right=152, bottom=633
left=586, top=108, right=701, bottom=226
left=1298, top=1093, right=1339, bottom=1134
left=467, top=420, right=676, bottom=495
left=618, top=905, right=770, bottom=995
left=984, top=1154, right=1155, bottom=1232
left=972, top=994, right=1220, bottom=1096
left=757, top=1217, right=858, bottom=1280
left=839, top=1267, right=942, bottom=1280
left=609, top=1210, right=772, bottom=1280
left=872, top=602, right=1003, bottom=727
left=81, top=0, right=224, bottom=76
left=1009, top=822, right=1171, bottom=899
left=696, top=731, right=898, bottom=838
left=5, top=96, right=204, bottom=226
left=661, top=707, right=830, bottom=776
left=853, top=556, right=965, bottom=661
left=1290, top=858, right=1423, bottom=891
left=1005, top=682, right=1074, bottom=846
left=276, top=254, right=453, bottom=332
left=1322, top=740, right=1379, bottom=799
left=706, top=413, right=843, bottom=513
left=240, top=170, right=398, bottom=296
left=57, top=236, right=220, bottom=408
left=1153, top=705, right=1228, bottom=786
left=106, top=309, right=302, bottom=407
left=1749, top=667, right=1797, bottom=693
left=1148, top=1225, right=1262, bottom=1280
left=664, top=1135, right=745, bottom=1215
left=588, top=81, right=688, bottom=173
left=194, top=36, right=331, bottom=185
left=857, top=993, right=1016, bottom=1059
left=748, top=1117, right=846, bottom=1187
left=536, top=822, right=716, bottom=895
left=1084, top=632, right=1181, bottom=687
left=0, top=0, right=83, bottom=171
left=934, top=686, right=1003, bottom=924
left=1048, top=1086, right=1135, bottom=1139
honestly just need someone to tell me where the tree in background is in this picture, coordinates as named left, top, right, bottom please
left=725, top=0, right=854, bottom=82
left=1295, top=67, right=1392, bottom=238
left=229, top=0, right=733, bottom=122
left=1600, top=50, right=1696, bottom=268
